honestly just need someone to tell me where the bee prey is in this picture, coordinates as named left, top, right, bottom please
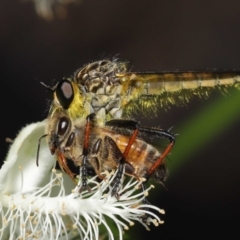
left=43, top=110, right=175, bottom=199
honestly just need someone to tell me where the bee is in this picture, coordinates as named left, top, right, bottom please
left=39, top=59, right=240, bottom=196
left=44, top=110, right=175, bottom=199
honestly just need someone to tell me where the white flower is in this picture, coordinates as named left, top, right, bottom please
left=0, top=120, right=165, bottom=239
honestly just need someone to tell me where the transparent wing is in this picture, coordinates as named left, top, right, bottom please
left=117, top=71, right=240, bottom=117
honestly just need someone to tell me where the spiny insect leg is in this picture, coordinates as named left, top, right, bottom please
left=78, top=113, right=95, bottom=193
left=118, top=123, right=175, bottom=179
left=106, top=120, right=140, bottom=199
left=107, top=119, right=175, bottom=215
left=146, top=130, right=175, bottom=178
left=134, top=128, right=175, bottom=222
left=111, top=160, right=125, bottom=200
left=78, top=154, right=91, bottom=193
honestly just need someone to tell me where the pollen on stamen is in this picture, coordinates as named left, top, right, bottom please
left=55, top=181, right=61, bottom=186
left=151, top=219, right=160, bottom=227
left=32, top=218, right=37, bottom=225
left=3, top=218, right=7, bottom=226
left=144, top=191, right=149, bottom=197
left=145, top=226, right=151, bottom=231
left=72, top=224, right=77, bottom=229
left=61, top=202, right=67, bottom=215
left=159, top=209, right=165, bottom=214
left=10, top=204, right=16, bottom=210
left=56, top=172, right=63, bottom=178
left=101, top=170, right=114, bottom=183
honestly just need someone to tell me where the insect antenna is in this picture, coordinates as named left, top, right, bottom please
left=36, top=134, right=48, bottom=167
left=40, top=82, right=56, bottom=92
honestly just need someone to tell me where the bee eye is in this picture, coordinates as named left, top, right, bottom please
left=66, top=132, right=75, bottom=148
left=57, top=116, right=70, bottom=136
left=56, top=80, right=74, bottom=109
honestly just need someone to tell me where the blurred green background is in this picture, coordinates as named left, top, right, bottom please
left=1, top=0, right=240, bottom=239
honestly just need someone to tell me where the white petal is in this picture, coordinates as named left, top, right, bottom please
left=0, top=120, right=55, bottom=193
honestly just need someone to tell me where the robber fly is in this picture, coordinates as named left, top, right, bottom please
left=39, top=59, right=240, bottom=196
left=46, top=59, right=240, bottom=125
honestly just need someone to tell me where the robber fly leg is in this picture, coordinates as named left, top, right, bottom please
left=145, top=130, right=175, bottom=179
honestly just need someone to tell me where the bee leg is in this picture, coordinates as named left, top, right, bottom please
left=111, top=157, right=139, bottom=200
left=78, top=155, right=92, bottom=193
left=111, top=159, right=125, bottom=200
left=100, top=135, right=124, bottom=199
left=57, top=151, right=76, bottom=181
left=78, top=113, right=96, bottom=193
left=108, top=122, right=140, bottom=199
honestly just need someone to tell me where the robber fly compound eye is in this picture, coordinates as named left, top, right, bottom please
left=56, top=80, right=74, bottom=109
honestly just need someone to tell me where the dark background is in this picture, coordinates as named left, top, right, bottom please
left=1, top=0, right=240, bottom=239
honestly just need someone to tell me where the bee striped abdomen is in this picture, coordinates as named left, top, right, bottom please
left=100, top=130, right=165, bottom=180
